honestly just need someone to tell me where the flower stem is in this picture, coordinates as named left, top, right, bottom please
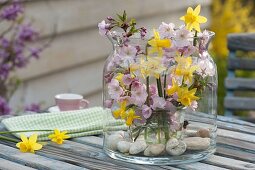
left=156, top=77, right=163, bottom=97
left=163, top=72, right=167, bottom=98
left=0, top=135, right=19, bottom=143
left=146, top=76, right=150, bottom=106
left=193, top=31, right=198, bottom=46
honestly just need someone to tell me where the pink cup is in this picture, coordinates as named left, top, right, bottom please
left=55, top=93, right=89, bottom=111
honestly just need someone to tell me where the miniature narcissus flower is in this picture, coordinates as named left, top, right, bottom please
left=48, top=129, right=70, bottom=145
left=148, top=29, right=171, bottom=56
left=113, top=101, right=127, bottom=119
left=177, top=87, right=199, bottom=106
left=125, top=108, right=141, bottom=126
left=140, top=57, right=166, bottom=79
left=180, top=4, right=207, bottom=32
left=16, top=133, right=42, bottom=153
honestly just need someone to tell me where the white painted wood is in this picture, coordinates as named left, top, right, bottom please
left=23, top=0, right=211, bottom=37
left=10, top=60, right=105, bottom=109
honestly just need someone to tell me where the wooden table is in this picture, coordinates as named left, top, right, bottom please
left=0, top=115, right=255, bottom=170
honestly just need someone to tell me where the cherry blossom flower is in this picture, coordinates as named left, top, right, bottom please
left=151, top=95, right=166, bottom=110
left=173, top=27, right=193, bottom=47
left=108, top=79, right=124, bottom=100
left=131, top=85, right=147, bottom=106
left=141, top=105, right=152, bottom=119
left=158, top=22, right=175, bottom=38
left=98, top=20, right=110, bottom=36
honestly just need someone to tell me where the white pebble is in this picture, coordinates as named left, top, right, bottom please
left=117, top=141, right=131, bottom=153
left=129, top=140, right=147, bottom=155
left=183, top=137, right=210, bottom=150
left=106, top=134, right=123, bottom=151
left=144, top=144, right=165, bottom=156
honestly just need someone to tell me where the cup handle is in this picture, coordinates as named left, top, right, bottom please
left=80, top=99, right=89, bottom=109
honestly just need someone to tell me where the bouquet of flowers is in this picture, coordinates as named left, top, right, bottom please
left=99, top=5, right=217, bottom=159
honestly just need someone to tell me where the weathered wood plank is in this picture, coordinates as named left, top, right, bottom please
left=228, top=58, right=255, bottom=70
left=217, top=136, right=255, bottom=154
left=228, top=33, right=255, bottom=51
left=225, top=78, right=255, bottom=90
left=0, top=158, right=36, bottom=170
left=177, top=162, right=228, bottom=170
left=187, top=114, right=255, bottom=135
left=224, top=97, right=255, bottom=110
left=0, top=144, right=85, bottom=170
left=216, top=146, right=255, bottom=163
left=203, top=155, right=255, bottom=170
left=218, top=115, right=255, bottom=127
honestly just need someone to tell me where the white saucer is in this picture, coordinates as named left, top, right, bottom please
left=48, top=106, right=84, bottom=112
left=48, top=106, right=60, bottom=112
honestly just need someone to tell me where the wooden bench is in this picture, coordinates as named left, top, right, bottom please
left=224, top=33, right=255, bottom=119
left=0, top=115, right=255, bottom=170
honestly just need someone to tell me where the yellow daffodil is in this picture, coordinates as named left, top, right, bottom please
left=148, top=29, right=171, bottom=56
left=177, top=87, right=199, bottom=106
left=140, top=56, right=166, bottom=79
left=180, top=4, right=207, bottom=32
left=166, top=79, right=180, bottom=96
left=115, top=73, right=124, bottom=86
left=125, top=108, right=141, bottom=126
left=113, top=101, right=127, bottom=119
left=16, top=134, right=42, bottom=153
left=48, top=129, right=70, bottom=145
left=130, top=63, right=139, bottom=77
left=175, top=56, right=198, bottom=83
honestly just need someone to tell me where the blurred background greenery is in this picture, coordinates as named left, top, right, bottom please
left=210, top=0, right=255, bottom=117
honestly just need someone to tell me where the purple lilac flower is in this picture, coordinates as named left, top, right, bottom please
left=1, top=2, right=23, bottom=20
left=108, top=79, right=124, bottom=100
left=0, top=64, right=10, bottom=80
left=151, top=95, right=166, bottom=110
left=131, top=85, right=147, bottom=106
left=98, top=20, right=110, bottom=36
left=0, top=49, right=10, bottom=60
left=158, top=22, right=175, bottom=38
left=18, top=24, right=38, bottom=42
left=0, top=96, right=11, bottom=115
left=141, top=105, right=152, bottom=119
left=14, top=54, right=27, bottom=68
left=25, top=103, right=41, bottom=112
left=0, top=38, right=10, bottom=48
left=29, top=47, right=42, bottom=59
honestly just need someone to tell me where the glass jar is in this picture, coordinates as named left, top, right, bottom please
left=102, top=31, right=217, bottom=165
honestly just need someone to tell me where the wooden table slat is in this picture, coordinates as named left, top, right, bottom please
left=203, top=155, right=255, bottom=170
left=0, top=144, right=85, bottom=170
left=0, top=158, right=36, bottom=170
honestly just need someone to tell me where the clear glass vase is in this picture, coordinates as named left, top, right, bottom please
left=102, top=31, right=217, bottom=165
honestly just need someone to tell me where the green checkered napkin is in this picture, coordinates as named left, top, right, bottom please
left=2, top=107, right=127, bottom=140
